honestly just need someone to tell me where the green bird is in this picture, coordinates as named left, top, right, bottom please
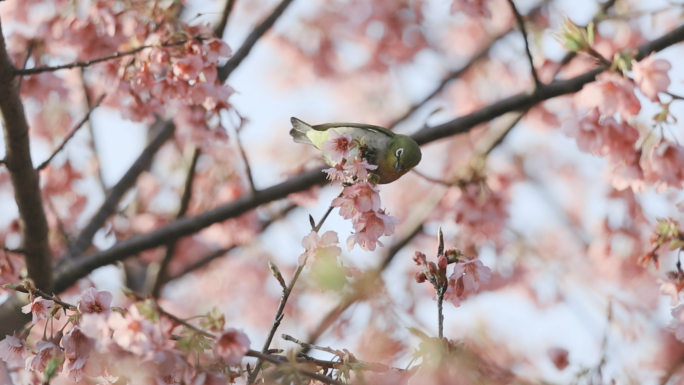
left=289, top=117, right=422, bottom=184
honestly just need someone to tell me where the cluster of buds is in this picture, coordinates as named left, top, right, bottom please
left=642, top=218, right=684, bottom=267
left=413, top=229, right=491, bottom=307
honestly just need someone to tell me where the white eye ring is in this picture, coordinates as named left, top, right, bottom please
left=395, top=148, right=404, bottom=157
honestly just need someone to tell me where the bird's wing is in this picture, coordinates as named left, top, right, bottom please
left=311, top=122, right=395, bottom=138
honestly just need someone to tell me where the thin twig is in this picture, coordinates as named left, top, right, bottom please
left=235, top=132, right=256, bottom=193
left=80, top=68, right=108, bottom=193
left=36, top=94, right=105, bottom=171
left=167, top=203, right=296, bottom=281
left=246, top=350, right=347, bottom=385
left=506, top=0, right=541, bottom=88
left=16, top=44, right=32, bottom=90
left=14, top=41, right=187, bottom=76
left=436, top=226, right=445, bottom=339
left=248, top=199, right=338, bottom=383
left=11, top=285, right=76, bottom=310
left=282, top=334, right=338, bottom=355
left=151, top=147, right=201, bottom=298
left=213, top=0, right=237, bottom=37
left=217, top=0, right=295, bottom=82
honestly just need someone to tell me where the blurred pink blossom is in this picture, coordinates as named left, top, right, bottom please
left=446, top=260, right=491, bottom=306
left=21, top=297, right=54, bottom=324
left=299, top=231, right=342, bottom=267
left=172, top=55, right=204, bottom=81
left=213, top=328, right=250, bottom=366
left=78, top=288, right=112, bottom=316
left=0, top=335, right=28, bottom=366
left=65, top=356, right=102, bottom=383
left=108, top=305, right=161, bottom=355
left=563, top=108, right=638, bottom=162
left=62, top=326, right=95, bottom=358
left=25, top=340, right=62, bottom=372
left=646, top=141, right=684, bottom=191
left=322, top=129, right=354, bottom=163
left=632, top=53, right=671, bottom=101
left=575, top=72, right=641, bottom=119
left=451, top=0, right=491, bottom=18
left=668, top=305, right=684, bottom=342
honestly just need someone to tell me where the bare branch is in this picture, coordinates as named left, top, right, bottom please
left=14, top=41, right=186, bottom=76
left=36, top=94, right=105, bottom=171
left=59, top=119, right=175, bottom=262
left=16, top=43, right=32, bottom=90
left=236, top=132, right=256, bottom=193
left=151, top=147, right=201, bottom=298
left=213, top=0, right=237, bottom=38
left=81, top=69, right=108, bottom=192
left=506, top=0, right=541, bottom=88
left=0, top=19, right=53, bottom=292
left=167, top=203, right=296, bottom=281
left=217, top=0, right=295, bottom=82
left=246, top=350, right=347, bottom=385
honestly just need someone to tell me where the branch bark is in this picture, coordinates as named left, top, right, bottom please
left=0, top=20, right=53, bottom=291
left=217, top=0, right=295, bottom=82
left=59, top=119, right=175, bottom=262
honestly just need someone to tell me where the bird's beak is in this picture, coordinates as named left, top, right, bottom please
left=395, top=162, right=404, bottom=173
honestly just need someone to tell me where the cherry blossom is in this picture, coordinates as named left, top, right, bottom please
left=0, top=335, right=28, bottom=366
left=645, top=141, right=684, bottom=191
left=62, top=326, right=95, bottom=358
left=213, top=328, right=250, bottom=366
left=347, top=209, right=400, bottom=251
left=108, top=305, right=161, bottom=355
left=332, top=182, right=381, bottom=219
left=575, top=72, right=641, bottom=120
left=78, top=288, right=112, bottom=316
left=299, top=231, right=342, bottom=267
left=668, top=305, right=684, bottom=342
left=321, top=129, right=354, bottom=163
left=632, top=53, right=671, bottom=101
left=445, top=260, right=491, bottom=306
left=450, top=0, right=491, bottom=18
left=343, top=159, right=378, bottom=181
left=21, top=297, right=55, bottom=324
left=25, top=340, right=62, bottom=372
left=65, top=356, right=102, bottom=383
left=563, top=108, right=639, bottom=162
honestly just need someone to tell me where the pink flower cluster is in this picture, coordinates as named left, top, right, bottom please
left=563, top=108, right=639, bottom=163
left=453, top=183, right=509, bottom=247
left=1, top=288, right=251, bottom=383
left=321, top=131, right=400, bottom=252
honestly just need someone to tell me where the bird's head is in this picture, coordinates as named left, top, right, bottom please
left=385, top=135, right=422, bottom=179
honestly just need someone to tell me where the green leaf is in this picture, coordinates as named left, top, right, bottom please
left=670, top=239, right=684, bottom=250
left=587, top=22, right=594, bottom=45
left=407, top=327, right=430, bottom=342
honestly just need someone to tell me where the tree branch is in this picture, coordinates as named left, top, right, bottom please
left=167, top=203, right=296, bottom=281
left=217, top=0, right=295, bottom=82
left=506, top=0, right=541, bottom=88
left=14, top=41, right=186, bottom=76
left=36, top=94, right=105, bottom=171
left=213, top=0, right=237, bottom=38
left=0, top=20, right=53, bottom=292
left=151, top=147, right=201, bottom=298
left=59, top=119, right=175, bottom=262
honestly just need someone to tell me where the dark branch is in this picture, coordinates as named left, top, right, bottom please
left=151, top=147, right=201, bottom=298
left=16, top=43, right=32, bottom=90
left=167, top=203, right=296, bottom=281
left=58, top=119, right=175, bottom=263
left=14, top=41, right=186, bottom=76
left=213, top=0, right=237, bottom=38
left=0, top=19, right=53, bottom=293
left=506, top=0, right=541, bottom=88
left=36, top=94, right=105, bottom=171
left=217, top=0, right=295, bottom=82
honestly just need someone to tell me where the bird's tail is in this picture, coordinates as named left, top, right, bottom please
left=289, top=117, right=314, bottom=145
